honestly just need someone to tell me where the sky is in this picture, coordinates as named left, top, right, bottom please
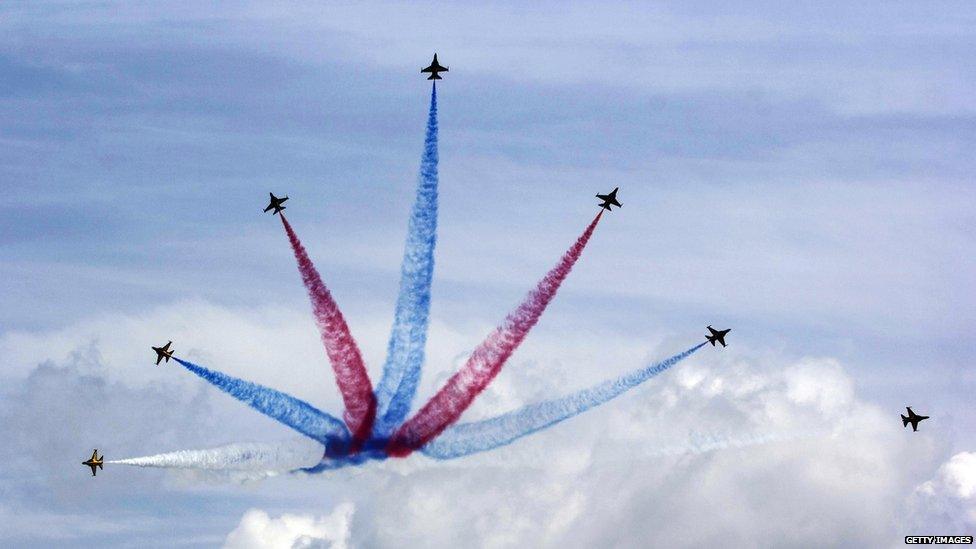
left=1, top=1, right=975, bottom=546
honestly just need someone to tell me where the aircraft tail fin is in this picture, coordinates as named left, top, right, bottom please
left=901, top=414, right=910, bottom=427
left=98, top=462, right=103, bottom=470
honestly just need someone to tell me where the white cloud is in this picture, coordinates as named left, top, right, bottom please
left=0, top=300, right=959, bottom=546
left=224, top=504, right=354, bottom=549
left=941, top=453, right=976, bottom=500
left=335, top=347, right=946, bottom=547
left=910, top=452, right=976, bottom=533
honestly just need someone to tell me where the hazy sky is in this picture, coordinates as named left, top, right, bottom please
left=1, top=2, right=974, bottom=546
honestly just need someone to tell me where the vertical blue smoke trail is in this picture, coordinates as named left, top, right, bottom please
left=372, top=82, right=439, bottom=437
left=175, top=358, right=350, bottom=451
left=420, top=343, right=706, bottom=459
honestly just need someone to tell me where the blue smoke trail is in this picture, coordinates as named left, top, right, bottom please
left=420, top=343, right=706, bottom=459
left=175, top=358, right=350, bottom=450
left=372, top=82, right=439, bottom=437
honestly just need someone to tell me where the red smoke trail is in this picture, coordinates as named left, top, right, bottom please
left=386, top=211, right=604, bottom=456
left=281, top=215, right=376, bottom=451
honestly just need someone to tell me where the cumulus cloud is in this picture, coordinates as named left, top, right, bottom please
left=0, top=343, right=214, bottom=483
left=224, top=505, right=354, bottom=549
left=0, top=298, right=961, bottom=547
left=909, top=452, right=976, bottom=534
left=0, top=341, right=226, bottom=543
left=1, top=299, right=959, bottom=546
left=326, top=347, right=945, bottom=548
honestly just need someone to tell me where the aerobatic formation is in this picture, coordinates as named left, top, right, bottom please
left=101, top=53, right=955, bottom=479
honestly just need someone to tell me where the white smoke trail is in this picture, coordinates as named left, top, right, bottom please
left=108, top=438, right=324, bottom=472
left=647, top=429, right=818, bottom=457
left=595, top=428, right=831, bottom=466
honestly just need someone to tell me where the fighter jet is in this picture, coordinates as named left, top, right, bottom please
left=82, top=449, right=103, bottom=477
left=152, top=341, right=174, bottom=365
left=596, top=187, right=622, bottom=211
left=902, top=407, right=929, bottom=432
left=421, top=53, right=448, bottom=80
left=264, top=193, right=288, bottom=215
left=705, top=325, right=731, bottom=347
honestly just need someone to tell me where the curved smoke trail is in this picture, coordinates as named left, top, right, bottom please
left=175, top=358, right=349, bottom=449
left=421, top=343, right=705, bottom=459
left=373, top=82, right=439, bottom=437
left=280, top=215, right=376, bottom=449
left=386, top=211, right=605, bottom=456
left=108, top=438, right=325, bottom=471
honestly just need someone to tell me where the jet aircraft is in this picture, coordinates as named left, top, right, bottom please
left=902, top=407, right=929, bottom=432
left=152, top=341, right=174, bottom=365
left=421, top=53, right=448, bottom=80
left=706, top=326, right=731, bottom=347
left=264, top=193, right=288, bottom=215
left=596, top=187, right=622, bottom=211
left=82, top=449, right=103, bottom=477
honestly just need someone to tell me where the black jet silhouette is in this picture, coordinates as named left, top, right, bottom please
left=82, top=449, right=103, bottom=477
left=596, top=187, right=622, bottom=211
left=421, top=53, right=448, bottom=80
left=902, top=407, right=929, bottom=432
left=151, top=341, right=174, bottom=365
left=264, top=192, right=288, bottom=215
left=706, top=326, right=731, bottom=347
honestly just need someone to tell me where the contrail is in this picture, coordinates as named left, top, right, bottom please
left=280, top=215, right=376, bottom=449
left=420, top=343, right=706, bottom=459
left=175, top=358, right=349, bottom=449
left=386, top=211, right=605, bottom=456
left=373, top=82, right=440, bottom=438
left=108, top=438, right=324, bottom=471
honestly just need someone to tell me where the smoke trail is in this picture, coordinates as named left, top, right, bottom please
left=109, top=438, right=325, bottom=471
left=614, top=429, right=822, bottom=462
left=420, top=343, right=705, bottom=459
left=175, top=358, right=349, bottom=449
left=280, top=215, right=376, bottom=448
left=387, top=212, right=604, bottom=456
left=373, top=82, right=439, bottom=437
left=681, top=429, right=799, bottom=455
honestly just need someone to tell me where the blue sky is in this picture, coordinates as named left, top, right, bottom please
left=1, top=2, right=974, bottom=546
